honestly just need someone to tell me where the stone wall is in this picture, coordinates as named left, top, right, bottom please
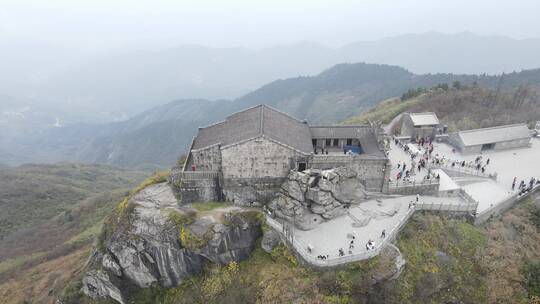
left=493, top=138, right=531, bottom=150
left=221, top=136, right=306, bottom=179
left=400, top=114, right=415, bottom=137
left=400, top=114, right=436, bottom=139
left=387, top=181, right=439, bottom=196
left=169, top=169, right=221, bottom=204
left=221, top=177, right=285, bottom=205
left=191, top=145, right=222, bottom=171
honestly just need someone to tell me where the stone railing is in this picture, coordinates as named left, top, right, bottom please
left=266, top=207, right=415, bottom=268
left=176, top=171, right=219, bottom=180
left=388, top=177, right=438, bottom=188
left=311, top=153, right=384, bottom=164
left=430, top=163, right=496, bottom=180
left=266, top=191, right=482, bottom=267
left=387, top=178, right=439, bottom=196
left=415, top=199, right=478, bottom=213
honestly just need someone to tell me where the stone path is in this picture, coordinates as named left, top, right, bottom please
left=288, top=195, right=467, bottom=261
left=388, top=140, right=431, bottom=183
left=431, top=138, right=540, bottom=213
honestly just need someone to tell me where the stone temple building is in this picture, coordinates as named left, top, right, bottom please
left=400, top=112, right=441, bottom=139
left=449, top=123, right=532, bottom=154
left=171, top=104, right=390, bottom=204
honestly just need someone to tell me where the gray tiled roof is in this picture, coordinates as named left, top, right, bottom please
left=192, top=105, right=314, bottom=154
left=310, top=125, right=385, bottom=158
left=309, top=125, right=371, bottom=138
left=457, top=123, right=531, bottom=146
left=357, top=132, right=386, bottom=158
left=409, top=112, right=439, bottom=126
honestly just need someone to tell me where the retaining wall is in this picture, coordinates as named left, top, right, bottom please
left=169, top=169, right=221, bottom=203
left=221, top=177, right=285, bottom=205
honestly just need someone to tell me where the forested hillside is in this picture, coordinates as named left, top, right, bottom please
left=0, top=164, right=148, bottom=304
left=344, top=82, right=540, bottom=133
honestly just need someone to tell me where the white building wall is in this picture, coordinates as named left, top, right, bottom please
left=493, top=138, right=531, bottom=151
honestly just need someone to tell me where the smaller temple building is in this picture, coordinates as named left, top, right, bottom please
left=172, top=104, right=390, bottom=204
left=400, top=112, right=441, bottom=139
left=450, top=123, right=532, bottom=154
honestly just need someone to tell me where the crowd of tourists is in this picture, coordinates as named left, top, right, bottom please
left=512, top=176, right=540, bottom=195
left=392, top=136, right=497, bottom=182
left=392, top=136, right=438, bottom=183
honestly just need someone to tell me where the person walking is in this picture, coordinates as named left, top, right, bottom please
left=381, top=229, right=386, bottom=238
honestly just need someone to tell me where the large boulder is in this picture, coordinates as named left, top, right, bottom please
left=82, top=183, right=262, bottom=303
left=269, top=166, right=369, bottom=230
left=295, top=212, right=324, bottom=230
left=82, top=269, right=125, bottom=304
left=281, top=179, right=305, bottom=202
left=306, top=188, right=336, bottom=206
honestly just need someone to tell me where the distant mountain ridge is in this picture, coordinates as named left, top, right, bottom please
left=6, top=62, right=540, bottom=168
left=3, top=32, right=540, bottom=120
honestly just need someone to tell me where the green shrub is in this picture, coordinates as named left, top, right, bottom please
left=223, top=210, right=265, bottom=227
left=132, top=170, right=170, bottom=195
left=270, top=244, right=298, bottom=267
left=180, top=227, right=209, bottom=250
left=524, top=261, right=540, bottom=298
left=168, top=210, right=196, bottom=227
left=191, top=201, right=229, bottom=212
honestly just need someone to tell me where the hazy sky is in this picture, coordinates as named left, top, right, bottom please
left=2, top=0, right=540, bottom=50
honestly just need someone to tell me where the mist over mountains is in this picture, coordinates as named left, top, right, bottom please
left=2, top=32, right=540, bottom=118
left=2, top=32, right=540, bottom=168
left=4, top=62, right=540, bottom=169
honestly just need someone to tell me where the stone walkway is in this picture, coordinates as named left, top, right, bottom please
left=388, top=140, right=431, bottom=183
left=431, top=138, right=540, bottom=213
left=288, top=195, right=467, bottom=261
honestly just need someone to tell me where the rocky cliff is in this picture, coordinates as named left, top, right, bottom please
left=268, top=167, right=371, bottom=230
left=81, top=182, right=262, bottom=304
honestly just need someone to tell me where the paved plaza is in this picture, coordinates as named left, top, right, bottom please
left=430, top=137, right=540, bottom=213
left=388, top=141, right=431, bottom=183
left=386, top=136, right=540, bottom=214
left=290, top=195, right=467, bottom=260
